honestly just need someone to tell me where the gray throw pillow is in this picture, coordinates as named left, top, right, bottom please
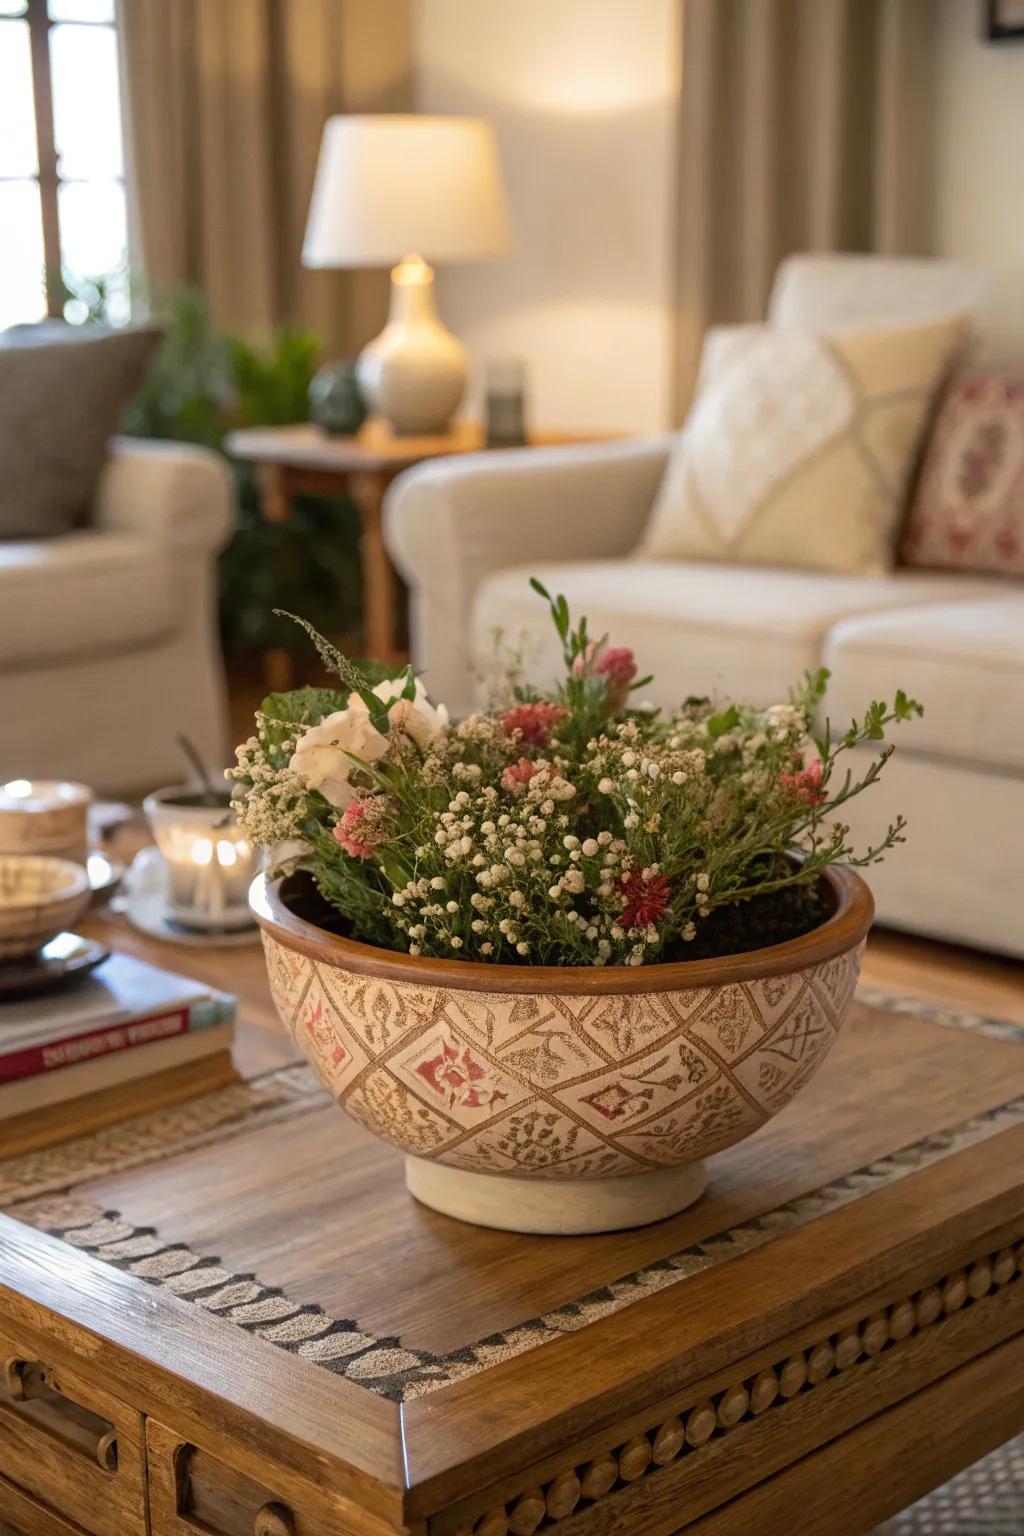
left=0, top=326, right=161, bottom=539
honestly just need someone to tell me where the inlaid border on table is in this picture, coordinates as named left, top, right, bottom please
left=5, top=989, right=1024, bottom=1403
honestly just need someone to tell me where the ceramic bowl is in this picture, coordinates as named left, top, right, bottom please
left=251, top=866, right=873, bottom=1234
left=0, top=855, right=92, bottom=961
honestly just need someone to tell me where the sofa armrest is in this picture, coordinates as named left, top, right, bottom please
left=94, top=437, right=235, bottom=553
left=384, top=435, right=671, bottom=711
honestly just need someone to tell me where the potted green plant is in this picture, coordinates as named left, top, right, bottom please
left=238, top=581, right=918, bottom=1234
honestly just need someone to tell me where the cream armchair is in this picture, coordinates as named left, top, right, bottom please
left=0, top=437, right=234, bottom=794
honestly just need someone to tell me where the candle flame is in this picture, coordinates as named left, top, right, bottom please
left=191, top=837, right=213, bottom=866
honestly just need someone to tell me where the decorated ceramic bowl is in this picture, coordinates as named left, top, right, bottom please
left=251, top=866, right=873, bottom=1234
left=0, top=855, right=91, bottom=961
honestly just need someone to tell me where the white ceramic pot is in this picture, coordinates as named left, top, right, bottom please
left=251, top=867, right=873, bottom=1234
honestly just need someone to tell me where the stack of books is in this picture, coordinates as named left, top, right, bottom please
left=0, top=953, right=236, bottom=1155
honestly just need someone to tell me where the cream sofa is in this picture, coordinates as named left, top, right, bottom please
left=0, top=437, right=233, bottom=795
left=385, top=255, right=1024, bottom=958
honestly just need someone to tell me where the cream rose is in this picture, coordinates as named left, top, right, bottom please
left=288, top=696, right=389, bottom=809
left=372, top=677, right=449, bottom=749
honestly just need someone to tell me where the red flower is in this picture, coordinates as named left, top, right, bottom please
left=778, top=758, right=826, bottom=806
left=501, top=756, right=539, bottom=791
left=617, top=871, right=671, bottom=929
left=501, top=702, right=568, bottom=747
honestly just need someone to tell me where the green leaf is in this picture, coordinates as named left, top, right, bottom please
left=707, top=704, right=740, bottom=740
left=894, top=689, right=924, bottom=721
left=258, top=687, right=347, bottom=753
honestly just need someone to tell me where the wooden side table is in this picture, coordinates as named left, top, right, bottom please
left=225, top=420, right=613, bottom=688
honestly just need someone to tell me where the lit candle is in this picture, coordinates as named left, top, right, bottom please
left=143, top=786, right=259, bottom=933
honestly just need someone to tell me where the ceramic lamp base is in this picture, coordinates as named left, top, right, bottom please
left=356, top=256, right=467, bottom=434
left=405, top=1157, right=708, bottom=1235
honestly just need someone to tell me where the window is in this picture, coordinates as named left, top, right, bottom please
left=0, top=0, right=129, bottom=331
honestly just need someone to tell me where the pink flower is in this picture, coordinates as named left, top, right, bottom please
left=617, top=871, right=672, bottom=929
left=501, top=756, right=539, bottom=791
left=573, top=642, right=638, bottom=709
left=333, top=797, right=388, bottom=858
left=572, top=640, right=599, bottom=678
left=595, top=646, right=638, bottom=687
left=501, top=702, right=568, bottom=747
left=778, top=758, right=826, bottom=807
left=595, top=645, right=638, bottom=709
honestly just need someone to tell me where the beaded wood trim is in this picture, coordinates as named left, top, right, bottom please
left=453, top=1239, right=1024, bottom=1536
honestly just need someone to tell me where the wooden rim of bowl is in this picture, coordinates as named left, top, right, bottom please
left=249, top=863, right=874, bottom=995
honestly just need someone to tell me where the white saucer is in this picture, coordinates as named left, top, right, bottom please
left=115, top=847, right=260, bottom=948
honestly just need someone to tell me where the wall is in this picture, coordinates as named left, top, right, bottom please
left=931, top=0, right=1024, bottom=263
left=412, top=0, right=681, bottom=434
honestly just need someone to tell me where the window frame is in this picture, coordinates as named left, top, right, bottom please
left=0, top=0, right=123, bottom=320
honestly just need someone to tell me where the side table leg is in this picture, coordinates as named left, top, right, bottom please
left=256, top=464, right=294, bottom=692
left=349, top=470, right=400, bottom=664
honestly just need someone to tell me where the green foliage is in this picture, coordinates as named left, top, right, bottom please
left=119, top=285, right=363, bottom=654
left=231, top=585, right=923, bottom=968
left=121, top=286, right=233, bottom=450
left=258, top=687, right=348, bottom=757
left=230, top=330, right=321, bottom=428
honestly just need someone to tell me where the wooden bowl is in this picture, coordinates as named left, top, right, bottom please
left=251, top=866, right=873, bottom=1234
left=0, top=855, right=91, bottom=961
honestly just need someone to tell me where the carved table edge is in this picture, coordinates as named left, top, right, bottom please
left=431, top=1232, right=1024, bottom=1536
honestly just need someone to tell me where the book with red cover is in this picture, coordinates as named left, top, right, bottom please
left=0, top=952, right=234, bottom=1087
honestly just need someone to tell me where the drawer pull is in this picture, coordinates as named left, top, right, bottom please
left=172, top=1443, right=295, bottom=1535
left=2, top=1355, right=118, bottom=1471
left=5, top=1356, right=52, bottom=1402
left=255, top=1504, right=295, bottom=1536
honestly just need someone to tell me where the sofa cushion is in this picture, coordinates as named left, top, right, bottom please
left=824, top=598, right=1024, bottom=774
left=902, top=375, right=1024, bottom=577
left=637, top=314, right=966, bottom=576
left=0, top=532, right=176, bottom=668
left=472, top=561, right=1002, bottom=710
left=0, top=327, right=160, bottom=538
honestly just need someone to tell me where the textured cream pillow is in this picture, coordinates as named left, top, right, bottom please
left=639, top=314, right=967, bottom=575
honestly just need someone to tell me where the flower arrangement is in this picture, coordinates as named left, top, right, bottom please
left=232, top=580, right=921, bottom=968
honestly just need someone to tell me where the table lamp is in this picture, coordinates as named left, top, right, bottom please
left=303, top=115, right=509, bottom=436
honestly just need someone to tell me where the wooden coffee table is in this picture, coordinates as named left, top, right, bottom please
left=2, top=915, right=1024, bottom=1535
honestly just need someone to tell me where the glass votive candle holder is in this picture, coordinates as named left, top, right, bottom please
left=0, top=779, right=92, bottom=865
left=143, top=786, right=260, bottom=933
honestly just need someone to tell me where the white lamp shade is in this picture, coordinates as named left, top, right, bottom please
left=303, top=115, right=509, bottom=269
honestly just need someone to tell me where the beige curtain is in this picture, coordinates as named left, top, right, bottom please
left=674, top=0, right=935, bottom=414
left=117, top=0, right=412, bottom=352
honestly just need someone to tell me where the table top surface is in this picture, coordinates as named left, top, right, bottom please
left=3, top=875, right=1024, bottom=1527
left=225, top=420, right=618, bottom=473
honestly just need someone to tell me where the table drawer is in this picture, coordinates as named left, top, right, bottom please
left=0, top=1471, right=90, bottom=1535
left=0, top=1326, right=146, bottom=1536
left=146, top=1419, right=355, bottom=1536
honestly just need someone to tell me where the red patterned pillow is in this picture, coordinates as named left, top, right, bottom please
left=903, top=375, right=1024, bottom=576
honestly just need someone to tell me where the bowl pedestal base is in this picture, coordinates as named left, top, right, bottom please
left=405, top=1157, right=708, bottom=1235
